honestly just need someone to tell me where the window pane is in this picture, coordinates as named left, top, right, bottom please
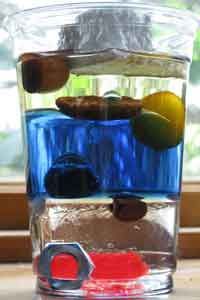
left=0, top=0, right=200, bottom=181
left=183, top=69, right=200, bottom=179
left=0, top=1, right=23, bottom=180
left=0, top=84, right=23, bottom=180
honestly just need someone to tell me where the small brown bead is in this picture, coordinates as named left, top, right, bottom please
left=56, top=96, right=142, bottom=120
left=21, top=54, right=69, bottom=93
left=111, top=197, right=147, bottom=222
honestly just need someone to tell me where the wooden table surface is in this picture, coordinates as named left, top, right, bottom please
left=0, top=260, right=199, bottom=300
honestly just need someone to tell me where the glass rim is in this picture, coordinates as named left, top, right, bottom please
left=4, top=1, right=200, bottom=32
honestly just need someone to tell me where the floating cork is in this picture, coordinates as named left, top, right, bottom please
left=21, top=54, right=69, bottom=93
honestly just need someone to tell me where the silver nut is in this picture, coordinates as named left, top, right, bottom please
left=38, top=242, right=94, bottom=290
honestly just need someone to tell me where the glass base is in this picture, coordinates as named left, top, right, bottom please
left=37, top=273, right=173, bottom=298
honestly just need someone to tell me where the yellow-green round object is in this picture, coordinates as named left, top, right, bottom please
left=142, top=91, right=185, bottom=141
left=131, top=110, right=183, bottom=150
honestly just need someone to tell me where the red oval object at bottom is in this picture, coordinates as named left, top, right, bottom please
left=90, top=252, right=149, bottom=280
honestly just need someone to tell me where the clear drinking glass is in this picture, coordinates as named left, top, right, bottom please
left=4, top=1, right=200, bottom=298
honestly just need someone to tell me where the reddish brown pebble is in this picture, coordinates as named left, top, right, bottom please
left=111, top=197, right=147, bottom=222
left=56, top=95, right=142, bottom=120
left=21, top=54, right=69, bottom=93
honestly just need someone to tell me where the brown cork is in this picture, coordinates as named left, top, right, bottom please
left=21, top=54, right=69, bottom=93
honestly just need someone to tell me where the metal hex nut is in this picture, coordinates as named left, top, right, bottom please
left=38, top=242, right=94, bottom=290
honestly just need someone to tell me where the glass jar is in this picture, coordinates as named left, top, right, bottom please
left=4, top=1, right=199, bottom=298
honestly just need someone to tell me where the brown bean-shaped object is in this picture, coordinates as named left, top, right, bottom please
left=21, top=55, right=69, bottom=93
left=111, top=198, right=147, bottom=222
left=56, top=96, right=142, bottom=120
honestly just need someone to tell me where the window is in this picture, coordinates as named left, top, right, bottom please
left=0, top=0, right=200, bottom=261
